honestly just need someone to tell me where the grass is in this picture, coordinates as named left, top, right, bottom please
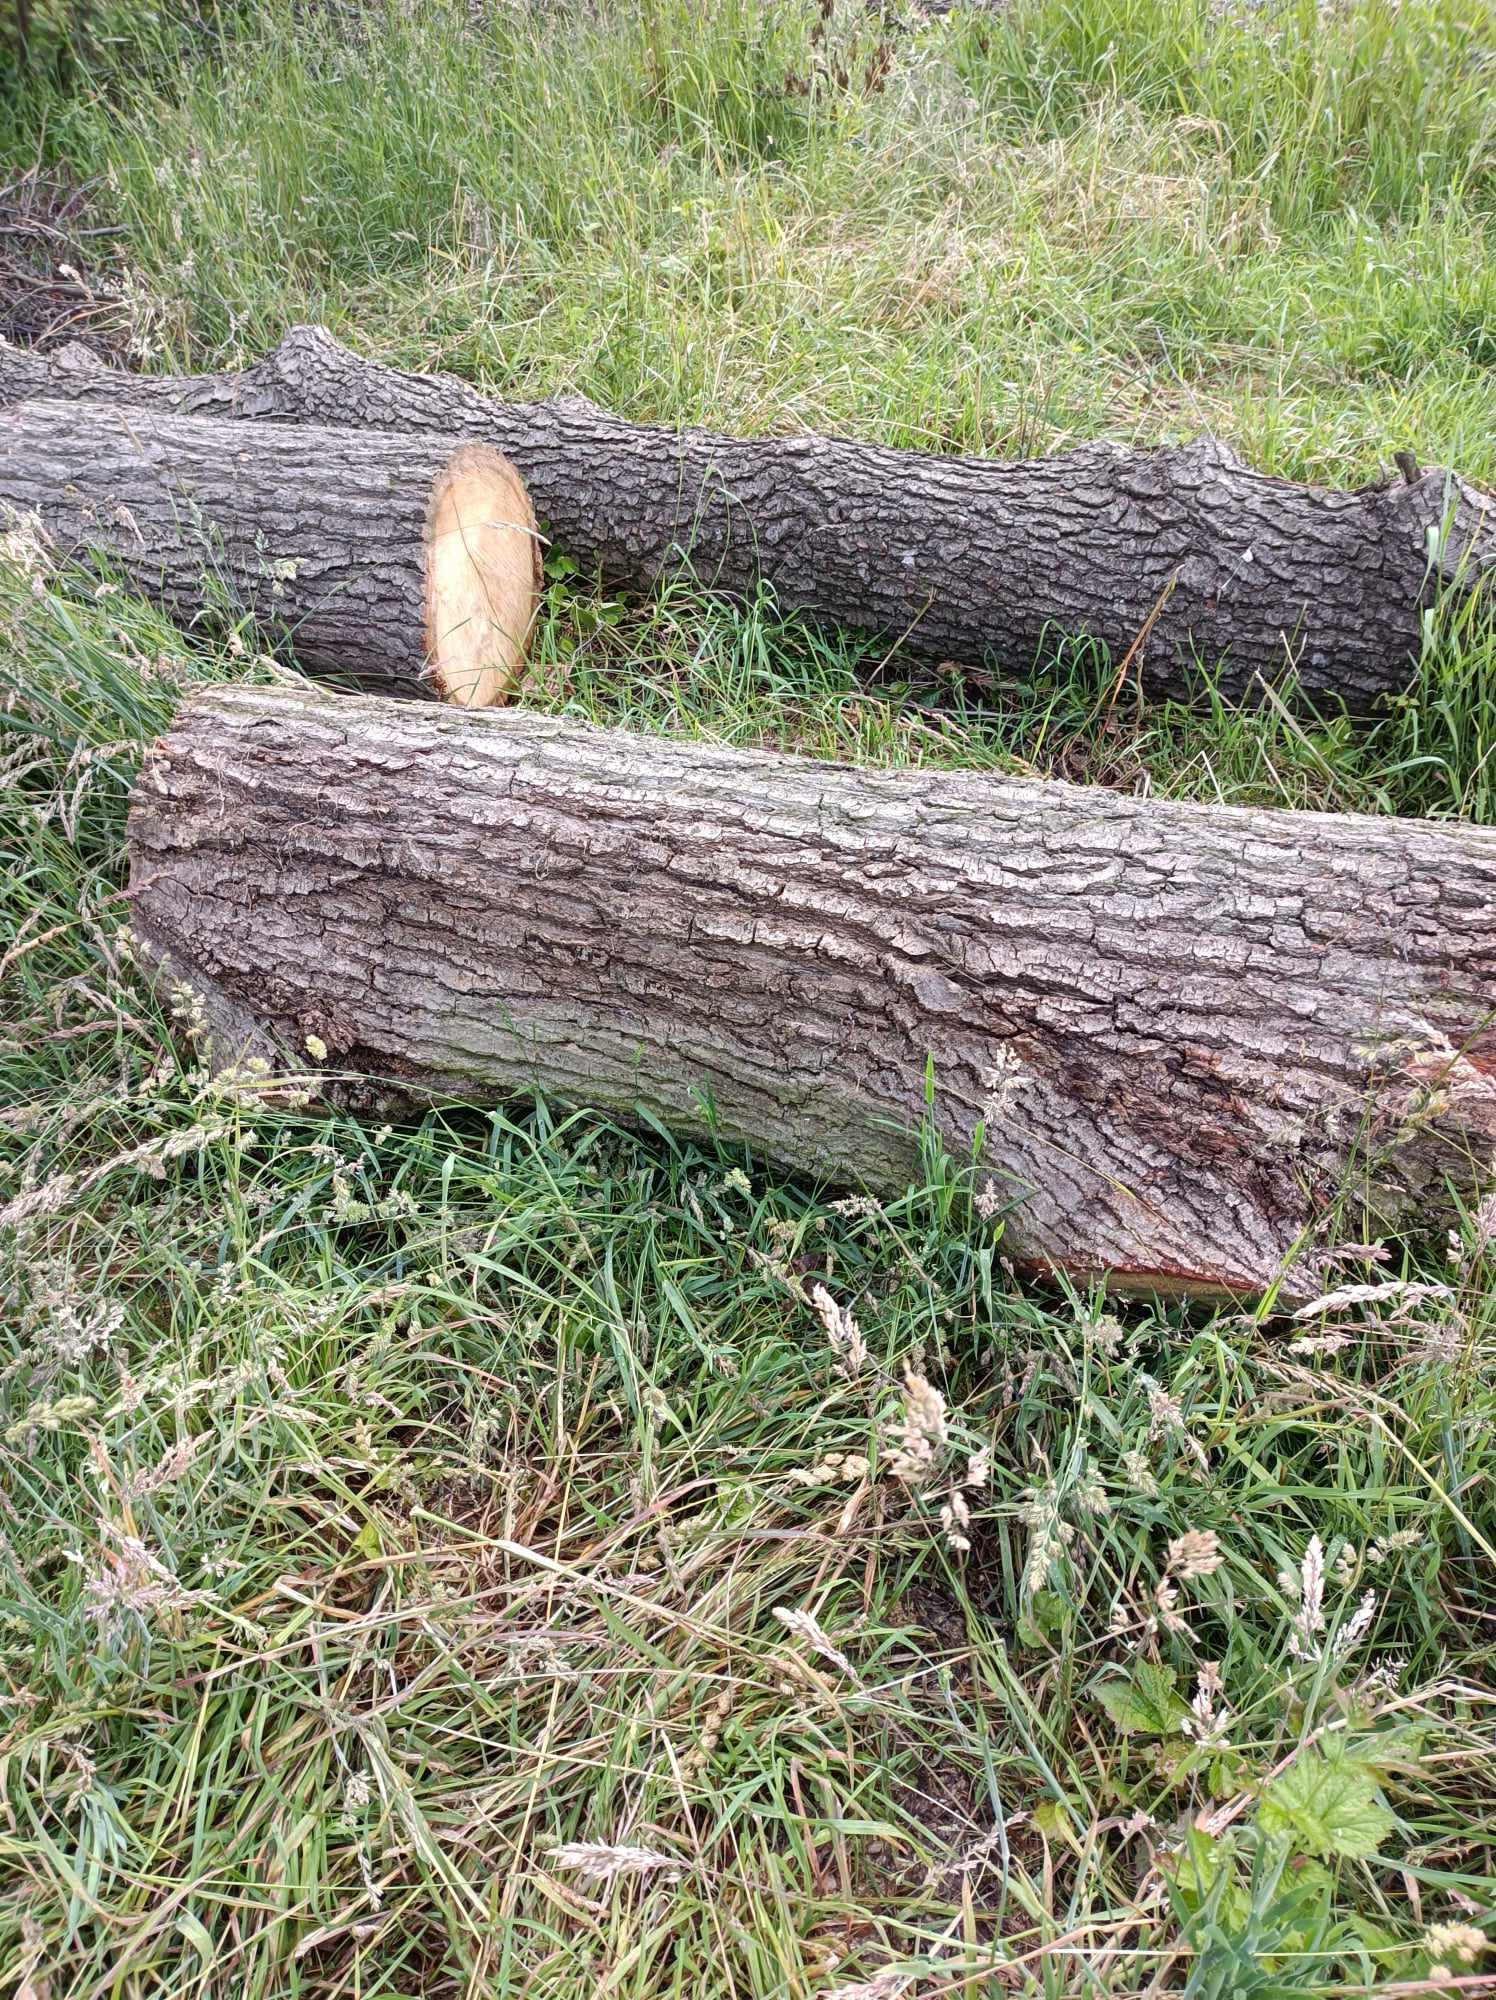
left=3, top=0, right=1496, bottom=1993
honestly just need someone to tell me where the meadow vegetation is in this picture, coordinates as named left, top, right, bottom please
left=2, top=0, right=1495, bottom=1992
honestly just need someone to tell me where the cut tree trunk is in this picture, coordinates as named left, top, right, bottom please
left=4, top=327, right=1492, bottom=708
left=0, top=398, right=540, bottom=705
left=128, top=684, right=1496, bottom=1298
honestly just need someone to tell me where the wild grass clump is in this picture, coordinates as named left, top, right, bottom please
left=4, top=0, right=1493, bottom=477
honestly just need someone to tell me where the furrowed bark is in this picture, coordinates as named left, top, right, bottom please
left=0, top=398, right=540, bottom=705
left=5, top=326, right=1492, bottom=708
left=128, top=684, right=1496, bottom=1298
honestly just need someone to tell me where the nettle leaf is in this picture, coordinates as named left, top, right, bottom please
left=1257, top=1749, right=1395, bottom=1860
left=1344, top=1721, right=1430, bottom=1778
left=1094, top=1661, right=1191, bottom=1737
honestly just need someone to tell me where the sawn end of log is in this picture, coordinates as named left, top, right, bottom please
left=7, top=326, right=1492, bottom=708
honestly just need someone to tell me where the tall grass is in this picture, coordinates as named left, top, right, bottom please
left=4, top=0, right=1493, bottom=475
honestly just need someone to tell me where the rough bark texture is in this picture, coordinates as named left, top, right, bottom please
left=7, top=329, right=1493, bottom=708
left=128, top=684, right=1496, bottom=1297
left=0, top=398, right=540, bottom=702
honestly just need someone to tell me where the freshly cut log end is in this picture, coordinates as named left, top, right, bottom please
left=126, top=684, right=1496, bottom=1301
left=8, top=326, right=1494, bottom=709
left=424, top=443, right=541, bottom=708
left=0, top=400, right=541, bottom=707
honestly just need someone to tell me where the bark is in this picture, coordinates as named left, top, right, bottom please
left=0, top=397, right=540, bottom=705
left=4, top=326, right=1492, bottom=708
left=128, top=684, right=1496, bottom=1298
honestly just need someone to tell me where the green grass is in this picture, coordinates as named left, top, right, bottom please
left=4, top=1, right=1496, bottom=1994
left=6, top=0, right=1496, bottom=475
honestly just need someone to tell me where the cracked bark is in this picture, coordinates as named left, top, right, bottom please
left=0, top=398, right=540, bottom=703
left=128, top=684, right=1496, bottom=1297
left=6, top=328, right=1492, bottom=708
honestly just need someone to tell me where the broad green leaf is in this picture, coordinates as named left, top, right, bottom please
left=1343, top=1722, right=1430, bottom=1777
left=1032, top=1797, right=1077, bottom=1843
left=1095, top=1661, right=1191, bottom=1736
left=1258, top=1749, right=1394, bottom=1860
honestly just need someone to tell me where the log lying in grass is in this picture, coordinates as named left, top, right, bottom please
left=0, top=399, right=540, bottom=705
left=5, top=326, right=1493, bottom=709
left=128, top=684, right=1496, bottom=1297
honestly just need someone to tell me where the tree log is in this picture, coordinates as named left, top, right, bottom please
left=4, top=327, right=1492, bottom=709
left=128, top=684, right=1496, bottom=1297
left=0, top=398, right=540, bottom=705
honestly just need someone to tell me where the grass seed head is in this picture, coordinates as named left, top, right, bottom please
left=1166, top=1529, right=1223, bottom=1579
left=546, top=1842, right=683, bottom=1886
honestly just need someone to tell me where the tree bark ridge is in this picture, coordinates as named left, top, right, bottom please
left=8, top=328, right=1492, bottom=707
left=127, top=684, right=1496, bottom=1297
